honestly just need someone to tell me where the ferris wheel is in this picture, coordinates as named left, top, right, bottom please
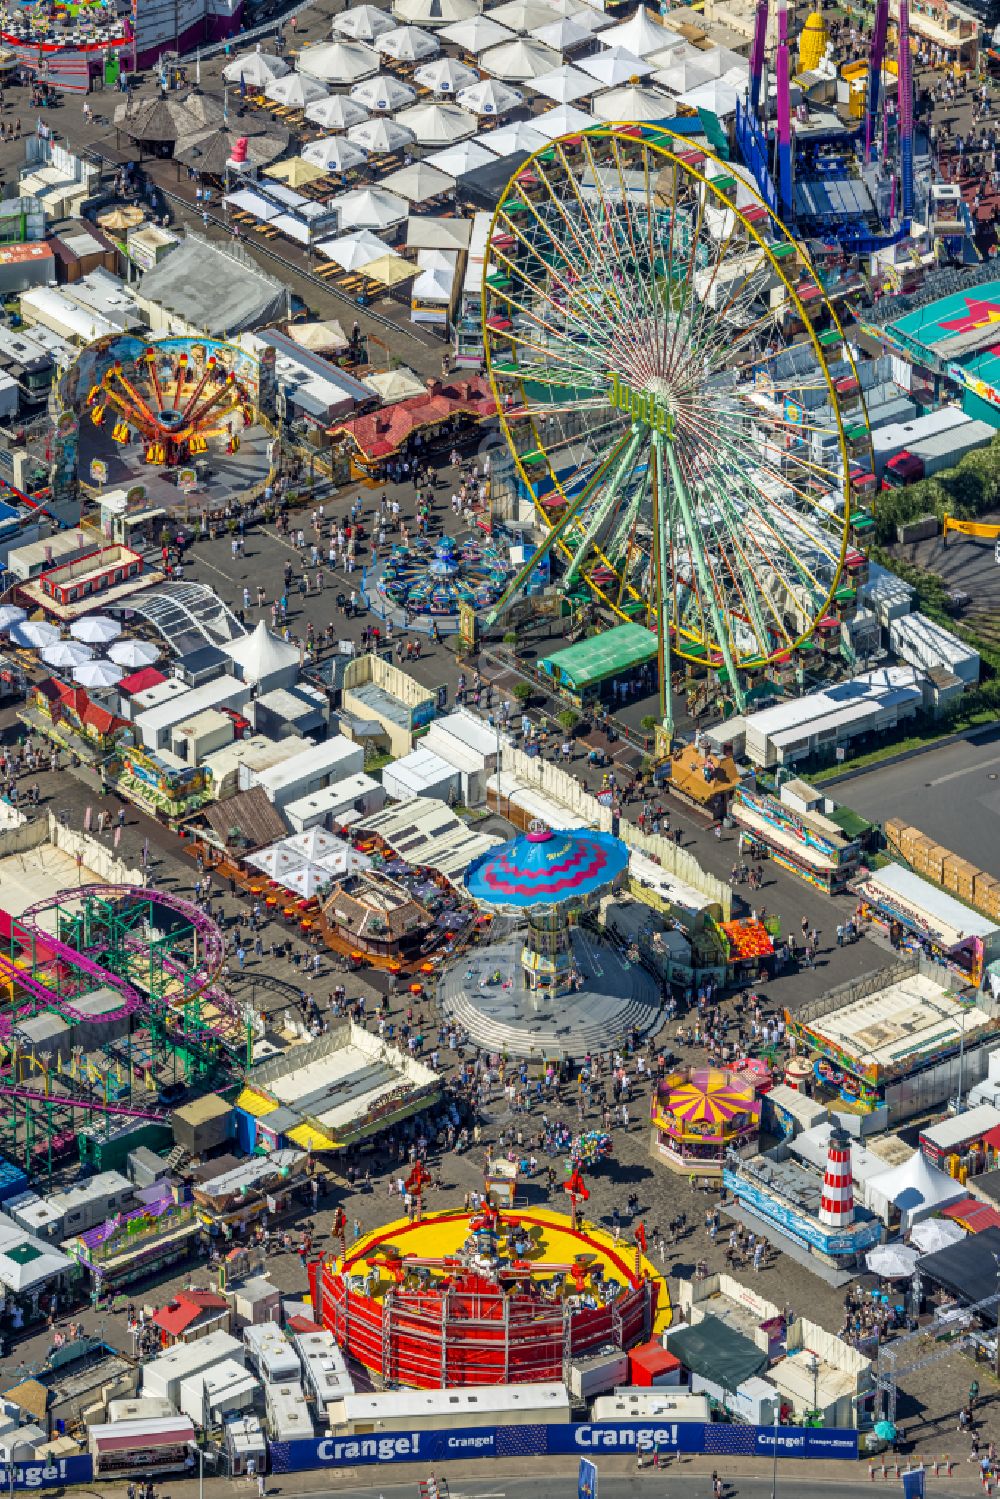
left=482, top=125, right=870, bottom=720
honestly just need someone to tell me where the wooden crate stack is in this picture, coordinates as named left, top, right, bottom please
left=882, top=821, right=1000, bottom=922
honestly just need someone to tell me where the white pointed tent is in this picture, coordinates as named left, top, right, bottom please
left=222, top=620, right=299, bottom=693
left=867, top=1150, right=966, bottom=1231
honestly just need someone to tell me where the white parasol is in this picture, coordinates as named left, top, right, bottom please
left=73, top=659, right=124, bottom=689
left=265, top=72, right=330, bottom=107
left=347, top=115, right=417, bottom=153
left=302, top=135, right=369, bottom=172
left=334, top=5, right=396, bottom=41
left=395, top=101, right=478, bottom=144
left=8, top=620, right=60, bottom=649
left=375, top=25, right=441, bottom=62
left=41, top=640, right=95, bottom=670
left=350, top=73, right=417, bottom=111
left=456, top=78, right=522, bottom=116
left=108, top=638, right=161, bottom=669
left=70, top=615, right=122, bottom=646
left=865, top=1244, right=920, bottom=1280
left=413, top=55, right=480, bottom=93
left=297, top=41, right=380, bottom=84
left=305, top=94, right=370, bottom=130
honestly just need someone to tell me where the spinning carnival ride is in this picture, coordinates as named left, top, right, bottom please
left=85, top=340, right=254, bottom=466
left=483, top=126, right=870, bottom=722
left=374, top=535, right=511, bottom=625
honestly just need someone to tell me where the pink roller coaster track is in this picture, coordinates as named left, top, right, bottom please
left=4, top=884, right=244, bottom=1049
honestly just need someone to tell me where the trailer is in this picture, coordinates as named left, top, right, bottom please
left=89, top=1416, right=195, bottom=1479
left=326, top=1383, right=571, bottom=1435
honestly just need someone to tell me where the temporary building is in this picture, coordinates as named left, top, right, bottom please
left=249, top=736, right=365, bottom=810
left=867, top=1149, right=967, bottom=1231
left=666, top=1315, right=768, bottom=1392
left=349, top=73, right=417, bottom=110
left=297, top=41, right=380, bottom=83
left=457, top=78, right=523, bottom=115
left=375, top=25, right=441, bottom=62
left=591, top=83, right=674, bottom=119
left=487, top=0, right=561, bottom=33
left=396, top=101, right=478, bottom=144
left=222, top=620, right=299, bottom=694
left=363, top=366, right=427, bottom=402
left=678, top=78, right=742, bottom=115
left=413, top=56, right=479, bottom=93
left=328, top=187, right=409, bottom=231
left=304, top=94, right=370, bottom=130
left=382, top=745, right=461, bottom=804
left=222, top=51, right=289, bottom=86
left=599, top=5, right=668, bottom=56
left=264, top=73, right=330, bottom=107
left=479, top=37, right=562, bottom=79
left=579, top=47, right=655, bottom=85
left=439, top=14, right=515, bottom=51
left=301, top=136, right=369, bottom=173
left=916, top=1225, right=1000, bottom=1323
left=381, top=161, right=456, bottom=201
left=395, top=0, right=478, bottom=21
left=142, top=1332, right=245, bottom=1409
left=333, top=5, right=395, bottom=41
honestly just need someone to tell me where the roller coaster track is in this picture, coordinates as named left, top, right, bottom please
left=0, top=1082, right=169, bottom=1123
left=11, top=884, right=247, bottom=1052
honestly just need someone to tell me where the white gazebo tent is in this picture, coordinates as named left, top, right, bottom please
left=328, top=187, right=409, bottom=231
left=479, top=37, right=561, bottom=80
left=282, top=827, right=343, bottom=862
left=265, top=72, right=330, bottom=107
left=530, top=16, right=591, bottom=51
left=413, top=55, right=479, bottom=93
left=222, top=619, right=300, bottom=691
left=246, top=845, right=309, bottom=883
left=350, top=73, right=417, bottom=111
left=334, top=5, right=396, bottom=41
left=382, top=160, right=456, bottom=201
left=532, top=103, right=593, bottom=137
left=315, top=228, right=394, bottom=270
left=529, top=63, right=594, bottom=103
left=487, top=0, right=560, bottom=33
left=476, top=119, right=548, bottom=154
left=867, top=1150, right=967, bottom=1232
left=395, top=101, right=479, bottom=144
left=347, top=117, right=417, bottom=154
left=678, top=78, right=743, bottom=117
left=305, top=94, right=370, bottom=130
left=439, top=14, right=514, bottom=52
left=457, top=78, right=523, bottom=116
left=222, top=51, right=289, bottom=86
left=301, top=136, right=369, bottom=173
left=422, top=139, right=498, bottom=176
left=297, top=41, right=380, bottom=84
left=591, top=83, right=674, bottom=120
left=599, top=5, right=669, bottom=57
left=578, top=47, right=655, bottom=86
left=375, top=25, right=441, bottom=62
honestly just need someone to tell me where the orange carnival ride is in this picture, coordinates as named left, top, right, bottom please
left=309, top=1201, right=670, bottom=1389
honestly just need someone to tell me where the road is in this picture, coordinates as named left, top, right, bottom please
left=253, top=1472, right=973, bottom=1499
left=836, top=724, right=1000, bottom=875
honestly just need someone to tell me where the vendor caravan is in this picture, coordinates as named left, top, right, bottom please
left=608, top=372, right=676, bottom=438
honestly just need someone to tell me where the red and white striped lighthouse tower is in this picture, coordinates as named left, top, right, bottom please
left=818, top=1125, right=854, bottom=1228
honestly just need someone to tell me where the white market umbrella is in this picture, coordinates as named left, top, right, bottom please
left=423, top=139, right=498, bottom=176
left=8, top=619, right=59, bottom=649
left=73, top=659, right=123, bottom=690
left=305, top=94, right=370, bottom=130
left=653, top=59, right=715, bottom=95
left=480, top=37, right=562, bottom=80
left=413, top=55, right=479, bottom=93
left=297, top=41, right=380, bottom=84
left=282, top=863, right=329, bottom=900
left=457, top=77, right=522, bottom=116
left=532, top=102, right=593, bottom=137
left=396, top=101, right=478, bottom=144
left=910, top=1218, right=966, bottom=1254
left=347, top=116, right=417, bottom=154
left=531, top=16, right=591, bottom=50
left=382, top=160, right=456, bottom=200
left=487, top=0, right=560, bottom=33
left=265, top=72, right=330, bottom=107
left=440, top=14, right=514, bottom=51
left=316, top=844, right=374, bottom=879
left=395, top=0, right=478, bottom=22
left=375, top=25, right=441, bottom=62
left=315, top=228, right=394, bottom=270
left=364, top=366, right=428, bottom=402
left=530, top=63, right=594, bottom=103
left=579, top=47, right=655, bottom=86
left=70, top=614, right=122, bottom=646
left=222, top=50, right=290, bottom=86
left=600, top=6, right=668, bottom=56
left=109, top=638, right=161, bottom=669
left=591, top=82, right=674, bottom=120
left=329, top=187, right=409, bottom=231
left=41, top=640, right=94, bottom=671
left=696, top=43, right=747, bottom=76
left=334, top=4, right=396, bottom=41
left=350, top=73, right=417, bottom=111
left=865, top=1244, right=920, bottom=1280
left=302, top=135, right=369, bottom=172
left=0, top=605, right=26, bottom=632
left=556, top=2, right=613, bottom=28
left=477, top=119, right=548, bottom=154
left=283, top=828, right=343, bottom=861
left=679, top=77, right=742, bottom=116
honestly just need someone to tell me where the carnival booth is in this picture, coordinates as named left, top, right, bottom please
left=650, top=1066, right=762, bottom=1177
left=852, top=863, right=1000, bottom=986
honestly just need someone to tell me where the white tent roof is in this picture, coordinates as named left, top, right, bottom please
left=0, top=1224, right=72, bottom=1292
left=305, top=94, right=370, bottom=129
left=591, top=82, right=674, bottom=120
left=476, top=119, right=548, bottom=154
left=653, top=58, right=716, bottom=94
left=599, top=6, right=669, bottom=56
left=487, top=0, right=560, bottom=32
left=439, top=14, right=515, bottom=51
left=265, top=72, right=330, bottom=107
left=282, top=827, right=342, bottom=861
left=413, top=55, right=480, bottom=92
left=222, top=620, right=299, bottom=684
left=334, top=4, right=396, bottom=40
left=579, top=46, right=655, bottom=85
left=302, top=135, right=368, bottom=171
left=329, top=186, right=409, bottom=230
left=363, top=366, right=428, bottom=402
left=315, top=227, right=390, bottom=269
left=423, top=139, right=497, bottom=175
left=279, top=863, right=328, bottom=900
left=347, top=116, right=416, bottom=153
left=375, top=24, right=441, bottom=61
left=532, top=102, right=594, bottom=137
left=222, top=51, right=290, bottom=85
left=679, top=77, right=742, bottom=115
left=246, top=845, right=309, bottom=881
left=297, top=40, right=379, bottom=83
left=530, top=16, right=591, bottom=50
left=530, top=62, right=596, bottom=102
left=457, top=78, right=523, bottom=115
left=315, top=843, right=374, bottom=878
left=479, top=37, right=562, bottom=79
left=395, top=101, right=478, bottom=143
left=382, top=160, right=456, bottom=200
left=394, top=0, right=479, bottom=23
left=869, top=1149, right=966, bottom=1230
left=350, top=73, right=417, bottom=110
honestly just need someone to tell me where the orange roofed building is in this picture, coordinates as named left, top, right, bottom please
left=330, top=376, right=497, bottom=477
left=31, top=678, right=130, bottom=750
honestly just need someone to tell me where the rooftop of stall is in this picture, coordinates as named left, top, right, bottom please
left=537, top=622, right=658, bottom=701
left=919, top=1102, right=1000, bottom=1166
left=877, top=279, right=1000, bottom=426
